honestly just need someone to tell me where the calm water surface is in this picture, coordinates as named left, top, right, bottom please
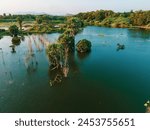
left=0, top=26, right=150, bottom=112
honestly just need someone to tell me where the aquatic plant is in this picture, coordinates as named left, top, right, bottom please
left=76, top=39, right=92, bottom=53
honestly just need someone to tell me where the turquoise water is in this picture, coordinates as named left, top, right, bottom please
left=0, top=26, right=150, bottom=112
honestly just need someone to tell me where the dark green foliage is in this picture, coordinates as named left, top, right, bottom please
left=76, top=39, right=92, bottom=53
left=0, top=14, right=66, bottom=24
left=12, top=36, right=21, bottom=45
left=17, top=16, right=23, bottom=30
left=46, top=44, right=64, bottom=68
left=58, top=32, right=75, bottom=52
left=76, top=10, right=150, bottom=28
left=9, top=25, right=19, bottom=37
left=76, top=10, right=115, bottom=22
left=0, top=35, right=2, bottom=39
left=66, top=17, right=84, bottom=35
left=36, top=16, right=42, bottom=24
left=129, top=10, right=150, bottom=26
left=67, top=17, right=83, bottom=28
left=0, top=29, right=8, bottom=38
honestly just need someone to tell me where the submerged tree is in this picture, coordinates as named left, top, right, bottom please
left=46, top=44, right=64, bottom=68
left=9, top=25, right=19, bottom=37
left=46, top=43, right=70, bottom=86
left=58, top=31, right=75, bottom=52
left=76, top=39, right=92, bottom=53
left=9, top=25, right=21, bottom=53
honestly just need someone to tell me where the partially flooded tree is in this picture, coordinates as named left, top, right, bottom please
left=46, top=43, right=70, bottom=86
left=46, top=44, right=64, bottom=69
left=9, top=25, right=19, bottom=37
left=76, top=39, right=92, bottom=53
left=58, top=31, right=75, bottom=52
left=9, top=25, right=21, bottom=52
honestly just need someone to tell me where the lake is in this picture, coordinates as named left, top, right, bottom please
left=0, top=26, right=150, bottom=113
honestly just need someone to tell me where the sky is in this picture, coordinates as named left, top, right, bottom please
left=0, top=0, right=149, bottom=15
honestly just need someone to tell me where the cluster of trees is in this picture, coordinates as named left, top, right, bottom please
left=129, top=10, right=150, bottom=26
left=47, top=17, right=91, bottom=69
left=57, top=17, right=84, bottom=52
left=75, top=10, right=150, bottom=27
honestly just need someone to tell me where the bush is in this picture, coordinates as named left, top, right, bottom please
left=76, top=39, right=92, bottom=53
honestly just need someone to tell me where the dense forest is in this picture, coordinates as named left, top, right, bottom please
left=75, top=10, right=150, bottom=28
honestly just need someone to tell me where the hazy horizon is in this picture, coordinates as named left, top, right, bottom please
left=0, top=0, right=150, bottom=15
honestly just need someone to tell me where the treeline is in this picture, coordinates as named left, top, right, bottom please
left=75, top=10, right=150, bottom=28
left=0, top=14, right=66, bottom=22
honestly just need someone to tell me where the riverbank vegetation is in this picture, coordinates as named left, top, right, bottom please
left=0, top=10, right=149, bottom=38
left=75, top=10, right=150, bottom=29
left=0, top=14, right=66, bottom=36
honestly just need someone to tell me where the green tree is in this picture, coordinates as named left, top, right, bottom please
left=17, top=16, right=23, bottom=30
left=76, top=39, right=92, bottom=53
left=67, top=17, right=83, bottom=29
left=36, top=16, right=42, bottom=24
left=58, top=32, right=75, bottom=52
left=9, top=25, right=19, bottom=37
left=42, top=15, right=49, bottom=23
left=46, top=44, right=64, bottom=68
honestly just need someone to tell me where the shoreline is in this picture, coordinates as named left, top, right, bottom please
left=1, top=25, right=150, bottom=39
